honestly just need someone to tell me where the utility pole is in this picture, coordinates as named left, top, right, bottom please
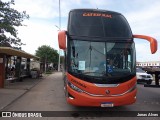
left=45, top=55, right=47, bottom=73
left=57, top=0, right=61, bottom=72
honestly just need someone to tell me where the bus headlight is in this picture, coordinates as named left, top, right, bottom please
left=68, top=81, right=84, bottom=93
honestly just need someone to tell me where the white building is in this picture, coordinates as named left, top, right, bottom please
left=136, top=61, right=160, bottom=67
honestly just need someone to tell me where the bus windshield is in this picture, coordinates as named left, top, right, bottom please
left=68, top=40, right=136, bottom=84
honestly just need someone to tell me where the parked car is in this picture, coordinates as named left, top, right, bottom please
left=136, top=68, right=153, bottom=85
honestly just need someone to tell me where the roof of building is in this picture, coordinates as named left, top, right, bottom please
left=0, top=47, right=39, bottom=59
left=137, top=61, right=160, bottom=62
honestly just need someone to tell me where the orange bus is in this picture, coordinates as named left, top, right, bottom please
left=58, top=9, right=157, bottom=107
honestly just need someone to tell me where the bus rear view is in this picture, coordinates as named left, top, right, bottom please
left=58, top=9, right=157, bottom=107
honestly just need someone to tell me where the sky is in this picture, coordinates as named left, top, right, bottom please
left=2, top=0, right=160, bottom=62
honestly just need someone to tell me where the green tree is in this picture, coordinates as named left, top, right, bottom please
left=0, top=0, right=29, bottom=46
left=35, top=45, right=59, bottom=70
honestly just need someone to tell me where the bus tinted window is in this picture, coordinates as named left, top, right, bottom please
left=68, top=11, right=132, bottom=38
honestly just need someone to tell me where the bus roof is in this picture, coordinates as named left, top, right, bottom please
left=69, top=9, right=122, bottom=15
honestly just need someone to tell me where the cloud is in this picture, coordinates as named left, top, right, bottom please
left=2, top=0, right=159, bottom=61
left=122, top=0, right=160, bottom=62
left=12, top=0, right=101, bottom=19
left=11, top=0, right=111, bottom=19
left=135, top=41, right=160, bottom=62
left=11, top=0, right=59, bottom=19
left=125, top=1, right=160, bottom=36
left=17, top=20, right=59, bottom=55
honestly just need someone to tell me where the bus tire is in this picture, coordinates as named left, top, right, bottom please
left=147, top=81, right=152, bottom=85
left=63, top=78, right=68, bottom=98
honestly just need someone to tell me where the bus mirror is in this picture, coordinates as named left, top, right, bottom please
left=58, top=30, right=66, bottom=50
left=133, top=34, right=157, bottom=54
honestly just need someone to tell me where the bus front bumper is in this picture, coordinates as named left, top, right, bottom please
left=66, top=86, right=137, bottom=107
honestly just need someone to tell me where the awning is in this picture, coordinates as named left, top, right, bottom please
left=0, top=47, right=39, bottom=59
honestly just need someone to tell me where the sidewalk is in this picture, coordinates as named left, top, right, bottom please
left=0, top=74, right=47, bottom=111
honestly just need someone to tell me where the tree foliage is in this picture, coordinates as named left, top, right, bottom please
left=0, top=0, right=29, bottom=46
left=35, top=45, right=59, bottom=64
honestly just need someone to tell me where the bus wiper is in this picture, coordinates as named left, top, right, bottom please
left=83, top=72, right=105, bottom=76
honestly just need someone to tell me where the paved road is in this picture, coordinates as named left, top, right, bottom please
left=2, top=72, right=160, bottom=120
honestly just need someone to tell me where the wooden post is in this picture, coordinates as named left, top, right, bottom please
left=26, top=58, right=30, bottom=75
left=15, top=56, right=22, bottom=81
left=0, top=54, right=5, bottom=88
left=5, top=55, right=9, bottom=78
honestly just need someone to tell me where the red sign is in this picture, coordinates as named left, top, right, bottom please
left=83, top=12, right=112, bottom=18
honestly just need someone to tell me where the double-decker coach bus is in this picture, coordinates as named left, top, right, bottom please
left=58, top=9, right=157, bottom=107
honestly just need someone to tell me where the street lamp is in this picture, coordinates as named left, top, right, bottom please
left=58, top=0, right=61, bottom=72
left=58, top=49, right=61, bottom=72
left=54, top=0, right=62, bottom=72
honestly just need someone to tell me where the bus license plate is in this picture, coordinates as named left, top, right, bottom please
left=101, top=102, right=114, bottom=107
